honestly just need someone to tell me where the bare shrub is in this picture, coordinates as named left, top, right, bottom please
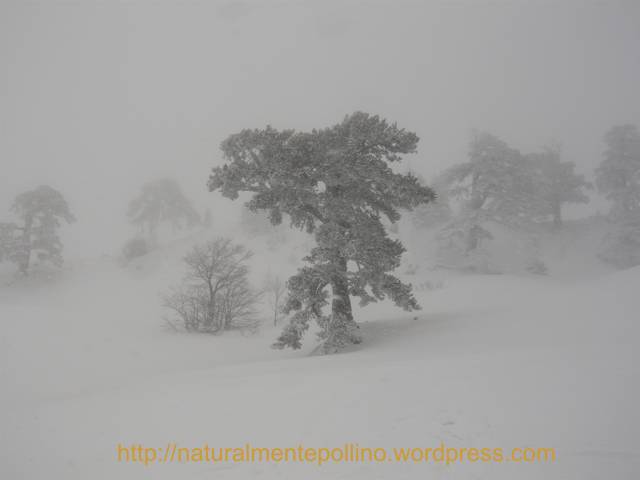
left=162, top=238, right=261, bottom=334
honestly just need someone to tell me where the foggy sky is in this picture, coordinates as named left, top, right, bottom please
left=1, top=0, right=639, bottom=256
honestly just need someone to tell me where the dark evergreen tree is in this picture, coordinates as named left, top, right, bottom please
left=0, top=185, right=75, bottom=274
left=208, top=112, right=434, bottom=352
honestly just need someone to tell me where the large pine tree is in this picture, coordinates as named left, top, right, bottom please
left=0, top=185, right=75, bottom=274
left=208, top=112, right=434, bottom=352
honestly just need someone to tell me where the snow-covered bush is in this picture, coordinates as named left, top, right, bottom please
left=525, top=258, right=548, bottom=275
left=121, top=236, right=151, bottom=263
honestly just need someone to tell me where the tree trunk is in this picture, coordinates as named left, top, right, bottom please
left=331, top=258, right=353, bottom=324
left=324, top=255, right=361, bottom=352
left=323, top=186, right=361, bottom=351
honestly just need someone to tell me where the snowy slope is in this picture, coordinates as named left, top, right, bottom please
left=1, top=244, right=639, bottom=479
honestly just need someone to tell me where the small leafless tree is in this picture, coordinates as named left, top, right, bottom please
left=263, top=274, right=286, bottom=326
left=162, top=238, right=261, bottom=334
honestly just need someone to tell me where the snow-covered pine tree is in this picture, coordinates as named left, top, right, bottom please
left=438, top=132, right=534, bottom=258
left=127, top=178, right=200, bottom=240
left=2, top=185, right=75, bottom=275
left=595, top=124, right=640, bottom=268
left=526, top=144, right=591, bottom=230
left=208, top=112, right=434, bottom=352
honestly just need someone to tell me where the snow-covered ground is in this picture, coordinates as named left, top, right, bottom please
left=1, top=233, right=639, bottom=479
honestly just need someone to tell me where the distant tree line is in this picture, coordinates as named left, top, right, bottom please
left=409, top=125, right=639, bottom=272
left=1, top=114, right=637, bottom=355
